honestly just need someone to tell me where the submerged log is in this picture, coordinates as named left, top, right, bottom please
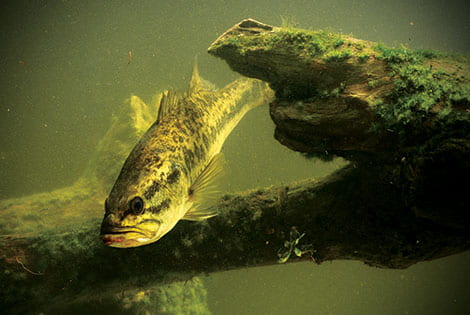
left=2, top=161, right=469, bottom=313
left=1, top=19, right=469, bottom=313
left=208, top=19, right=469, bottom=155
left=208, top=19, right=470, bottom=229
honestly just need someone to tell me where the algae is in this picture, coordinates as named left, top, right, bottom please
left=371, top=43, right=469, bottom=132
left=209, top=18, right=469, bottom=159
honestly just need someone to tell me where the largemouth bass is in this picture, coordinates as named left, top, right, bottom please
left=100, top=65, right=271, bottom=248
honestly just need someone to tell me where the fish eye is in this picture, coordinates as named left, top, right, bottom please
left=129, top=196, right=144, bottom=215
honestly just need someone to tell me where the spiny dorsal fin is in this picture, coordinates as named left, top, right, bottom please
left=156, top=90, right=181, bottom=124
left=182, top=153, right=225, bottom=221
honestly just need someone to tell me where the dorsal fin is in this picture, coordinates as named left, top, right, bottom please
left=156, top=90, right=180, bottom=124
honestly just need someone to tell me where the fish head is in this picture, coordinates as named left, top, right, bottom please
left=100, top=176, right=185, bottom=248
left=100, top=195, right=184, bottom=248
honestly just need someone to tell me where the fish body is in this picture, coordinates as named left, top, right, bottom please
left=100, top=66, right=270, bottom=248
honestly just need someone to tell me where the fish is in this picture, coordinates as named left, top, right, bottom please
left=100, top=64, right=271, bottom=248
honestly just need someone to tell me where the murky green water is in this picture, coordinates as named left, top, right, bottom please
left=1, top=0, right=469, bottom=314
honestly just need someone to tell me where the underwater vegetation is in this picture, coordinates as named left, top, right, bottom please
left=277, top=227, right=313, bottom=263
left=372, top=43, right=468, bottom=131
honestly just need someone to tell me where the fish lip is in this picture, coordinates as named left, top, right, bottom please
left=101, top=229, right=144, bottom=235
left=100, top=229, right=155, bottom=247
left=99, top=225, right=150, bottom=242
left=100, top=221, right=160, bottom=247
left=100, top=231, right=142, bottom=246
left=100, top=228, right=147, bottom=237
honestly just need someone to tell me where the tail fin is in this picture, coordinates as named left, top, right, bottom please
left=243, top=79, right=275, bottom=112
left=189, top=59, right=217, bottom=95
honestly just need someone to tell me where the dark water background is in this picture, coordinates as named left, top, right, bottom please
left=1, top=0, right=469, bottom=314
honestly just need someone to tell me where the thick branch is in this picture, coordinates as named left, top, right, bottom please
left=208, top=19, right=469, bottom=156
left=207, top=18, right=470, bottom=236
left=2, top=163, right=469, bottom=312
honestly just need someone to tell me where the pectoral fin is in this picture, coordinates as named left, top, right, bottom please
left=182, top=153, right=224, bottom=221
left=182, top=208, right=217, bottom=221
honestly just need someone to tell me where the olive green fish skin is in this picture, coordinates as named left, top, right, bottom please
left=100, top=77, right=270, bottom=248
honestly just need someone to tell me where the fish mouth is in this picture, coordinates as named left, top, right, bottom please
left=100, top=227, right=154, bottom=248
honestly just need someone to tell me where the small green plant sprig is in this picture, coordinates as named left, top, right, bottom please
left=277, top=227, right=313, bottom=263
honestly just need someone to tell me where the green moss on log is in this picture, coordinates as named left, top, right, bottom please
left=209, top=19, right=469, bottom=156
left=211, top=27, right=346, bottom=59
left=370, top=43, right=469, bottom=131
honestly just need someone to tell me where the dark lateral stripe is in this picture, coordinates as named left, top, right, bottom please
left=144, top=181, right=161, bottom=200
left=167, top=168, right=180, bottom=184
left=148, top=199, right=171, bottom=214
left=202, top=133, right=209, bottom=148
left=183, top=148, right=195, bottom=169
